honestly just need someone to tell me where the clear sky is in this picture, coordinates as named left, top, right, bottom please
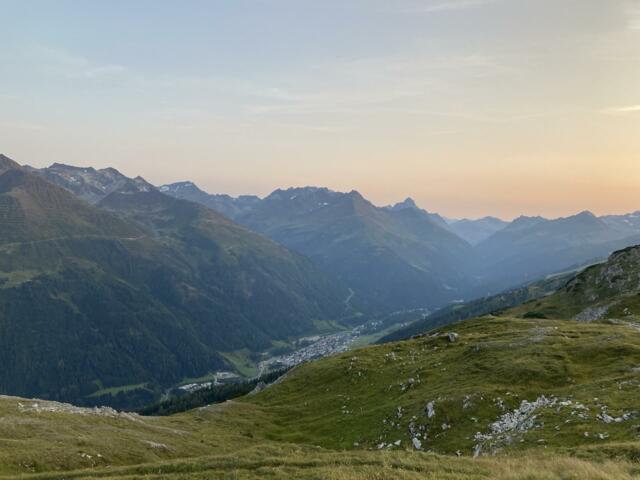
left=1, top=0, right=639, bottom=219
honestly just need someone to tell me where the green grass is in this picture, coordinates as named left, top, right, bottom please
left=3, top=447, right=639, bottom=479
left=312, top=318, right=345, bottom=333
left=508, top=246, right=640, bottom=321
left=219, top=349, right=259, bottom=377
left=349, top=322, right=409, bottom=348
left=248, top=317, right=640, bottom=454
left=3, top=316, right=640, bottom=479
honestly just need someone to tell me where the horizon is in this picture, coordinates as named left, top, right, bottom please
left=8, top=153, right=640, bottom=222
left=2, top=0, right=639, bottom=219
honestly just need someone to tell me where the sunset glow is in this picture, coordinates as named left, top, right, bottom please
left=2, top=0, right=639, bottom=219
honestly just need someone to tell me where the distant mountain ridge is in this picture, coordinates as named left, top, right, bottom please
left=447, top=216, right=509, bottom=245
left=29, top=163, right=154, bottom=204
left=235, top=186, right=474, bottom=311
left=472, top=210, right=640, bottom=295
left=162, top=180, right=640, bottom=305
left=159, top=181, right=261, bottom=220
left=163, top=181, right=475, bottom=311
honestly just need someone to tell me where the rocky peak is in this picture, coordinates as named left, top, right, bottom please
left=0, top=154, right=21, bottom=174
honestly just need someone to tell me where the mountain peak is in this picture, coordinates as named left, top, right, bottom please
left=0, top=154, right=21, bottom=174
left=160, top=181, right=204, bottom=194
left=511, top=215, right=545, bottom=225
left=389, top=197, right=418, bottom=211
left=49, top=162, right=98, bottom=174
left=574, top=210, right=596, bottom=219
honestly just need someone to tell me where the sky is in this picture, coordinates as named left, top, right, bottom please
left=1, top=0, right=639, bottom=219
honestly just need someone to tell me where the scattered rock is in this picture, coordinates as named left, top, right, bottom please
left=574, top=305, right=613, bottom=322
left=144, top=440, right=169, bottom=450
left=17, top=399, right=141, bottom=422
left=597, top=407, right=636, bottom=424
left=474, top=395, right=557, bottom=456
left=425, top=401, right=435, bottom=419
left=400, top=378, right=416, bottom=392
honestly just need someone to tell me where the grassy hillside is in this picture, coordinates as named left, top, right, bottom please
left=248, top=317, right=640, bottom=455
left=380, top=271, right=576, bottom=343
left=2, top=315, right=640, bottom=479
left=508, top=245, right=640, bottom=321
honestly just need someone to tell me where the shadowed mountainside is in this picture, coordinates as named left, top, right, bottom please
left=0, top=156, right=354, bottom=408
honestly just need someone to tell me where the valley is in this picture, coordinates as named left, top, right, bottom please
left=3, top=154, right=640, bottom=479
left=169, top=310, right=421, bottom=395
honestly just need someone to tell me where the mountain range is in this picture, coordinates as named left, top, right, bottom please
left=162, top=179, right=640, bottom=303
left=472, top=211, right=640, bottom=295
left=0, top=156, right=353, bottom=407
left=163, top=182, right=474, bottom=311
left=4, top=154, right=640, bottom=409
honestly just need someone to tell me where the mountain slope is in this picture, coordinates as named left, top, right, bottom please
left=160, top=181, right=261, bottom=219
left=3, top=397, right=636, bottom=480
left=601, top=211, right=640, bottom=237
left=29, top=163, right=154, bottom=204
left=161, top=181, right=640, bottom=311
left=0, top=156, right=353, bottom=407
left=0, top=167, right=141, bottom=244
left=0, top=163, right=217, bottom=406
left=3, top=314, right=640, bottom=478
left=473, top=211, right=640, bottom=294
left=0, top=153, right=21, bottom=173
left=508, top=244, right=640, bottom=321
left=5, top=234, right=640, bottom=475
left=247, top=188, right=474, bottom=312
left=213, top=187, right=474, bottom=312
left=380, top=271, right=576, bottom=343
left=247, top=316, right=640, bottom=456
left=98, top=188, right=354, bottom=339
